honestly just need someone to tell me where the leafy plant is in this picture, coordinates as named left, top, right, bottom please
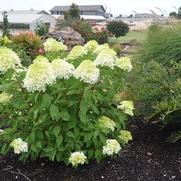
left=11, top=32, right=42, bottom=59
left=0, top=39, right=133, bottom=167
left=137, top=24, right=181, bottom=65
left=66, top=3, right=80, bottom=20
left=71, top=20, right=93, bottom=41
left=35, top=22, right=49, bottom=36
left=91, top=30, right=109, bottom=44
left=2, top=11, right=10, bottom=37
left=127, top=25, right=181, bottom=129
left=107, top=21, right=129, bottom=38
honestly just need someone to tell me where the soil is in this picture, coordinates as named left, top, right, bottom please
left=0, top=118, right=181, bottom=181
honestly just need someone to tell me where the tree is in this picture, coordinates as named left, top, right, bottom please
left=2, top=11, right=10, bottom=37
left=169, top=12, right=177, bottom=18
left=35, top=22, right=49, bottom=36
left=66, top=3, right=80, bottom=20
left=178, top=6, right=181, bottom=19
left=107, top=21, right=129, bottom=38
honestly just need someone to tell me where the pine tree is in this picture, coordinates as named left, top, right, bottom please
left=67, top=3, right=80, bottom=20
left=2, top=11, right=10, bottom=37
left=178, top=7, right=181, bottom=19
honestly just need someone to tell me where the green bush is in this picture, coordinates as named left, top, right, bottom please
left=109, top=43, right=123, bottom=55
left=71, top=20, right=93, bottom=42
left=91, top=30, right=109, bottom=44
left=0, top=36, right=32, bottom=67
left=107, top=21, right=129, bottom=38
left=35, top=22, right=49, bottom=37
left=11, top=32, right=42, bottom=59
left=0, top=39, right=133, bottom=167
left=127, top=25, right=181, bottom=127
left=137, top=25, right=181, bottom=65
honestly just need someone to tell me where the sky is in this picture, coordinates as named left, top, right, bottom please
left=0, top=0, right=180, bottom=16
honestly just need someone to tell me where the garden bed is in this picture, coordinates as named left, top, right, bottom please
left=0, top=118, right=180, bottom=181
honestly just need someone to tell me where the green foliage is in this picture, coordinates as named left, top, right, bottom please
left=178, top=6, right=181, bottom=19
left=109, top=43, right=123, bottom=55
left=107, top=21, right=129, bottom=38
left=0, top=41, right=132, bottom=166
left=0, top=37, right=32, bottom=67
left=137, top=25, right=181, bottom=65
left=71, top=20, right=93, bottom=42
left=169, top=11, right=177, bottom=18
left=0, top=36, right=12, bottom=46
left=35, top=22, right=49, bottom=36
left=66, top=3, right=80, bottom=20
left=167, top=131, right=181, bottom=143
left=11, top=32, right=42, bottom=59
left=91, top=30, right=109, bottom=44
left=2, top=11, right=10, bottom=37
left=127, top=25, right=181, bottom=128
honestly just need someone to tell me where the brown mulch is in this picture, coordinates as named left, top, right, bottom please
left=0, top=118, right=180, bottom=181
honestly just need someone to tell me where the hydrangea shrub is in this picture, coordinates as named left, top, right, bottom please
left=0, top=38, right=133, bottom=167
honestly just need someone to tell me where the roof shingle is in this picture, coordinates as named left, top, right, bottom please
left=50, top=5, right=105, bottom=12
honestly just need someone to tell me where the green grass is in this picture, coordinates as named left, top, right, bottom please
left=109, top=31, right=148, bottom=44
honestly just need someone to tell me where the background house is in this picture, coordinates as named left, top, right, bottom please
left=115, top=13, right=166, bottom=30
left=0, top=10, right=56, bottom=35
left=50, top=5, right=106, bottom=24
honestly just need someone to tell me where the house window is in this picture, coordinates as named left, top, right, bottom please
left=11, top=24, right=30, bottom=29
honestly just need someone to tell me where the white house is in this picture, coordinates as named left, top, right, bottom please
left=0, top=10, right=56, bottom=35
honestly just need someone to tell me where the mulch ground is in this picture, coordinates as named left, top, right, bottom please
left=0, top=118, right=181, bottom=181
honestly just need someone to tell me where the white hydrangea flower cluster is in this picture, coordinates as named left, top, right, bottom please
left=94, top=43, right=110, bottom=55
left=84, top=40, right=98, bottom=53
left=43, top=38, right=67, bottom=52
left=23, top=58, right=55, bottom=92
left=116, top=57, right=133, bottom=72
left=0, top=92, right=12, bottom=104
left=33, top=55, right=49, bottom=63
left=119, top=130, right=133, bottom=143
left=0, top=47, right=21, bottom=73
left=69, top=151, right=87, bottom=167
left=52, top=59, right=75, bottom=79
left=103, top=139, right=121, bottom=156
left=95, top=49, right=117, bottom=69
left=0, top=129, right=4, bottom=135
left=117, top=101, right=134, bottom=116
left=74, top=60, right=100, bottom=84
left=98, top=116, right=116, bottom=131
left=66, top=45, right=86, bottom=60
left=10, top=138, right=28, bottom=154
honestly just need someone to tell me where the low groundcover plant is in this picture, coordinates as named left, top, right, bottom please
left=0, top=38, right=133, bottom=167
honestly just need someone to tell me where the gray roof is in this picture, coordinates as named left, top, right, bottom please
left=50, top=5, right=105, bottom=12
left=0, top=10, right=49, bottom=15
left=0, top=10, right=53, bottom=24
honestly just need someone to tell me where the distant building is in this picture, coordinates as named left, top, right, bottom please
left=50, top=5, right=106, bottom=24
left=115, top=13, right=166, bottom=30
left=0, top=10, right=56, bottom=35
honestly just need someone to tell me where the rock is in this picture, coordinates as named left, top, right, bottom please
left=47, top=27, right=85, bottom=48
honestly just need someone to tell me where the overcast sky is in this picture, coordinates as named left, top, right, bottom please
left=0, top=0, right=180, bottom=16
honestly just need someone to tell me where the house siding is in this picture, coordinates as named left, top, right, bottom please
left=50, top=5, right=106, bottom=17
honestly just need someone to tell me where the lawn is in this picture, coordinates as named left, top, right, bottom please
left=109, top=30, right=148, bottom=44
